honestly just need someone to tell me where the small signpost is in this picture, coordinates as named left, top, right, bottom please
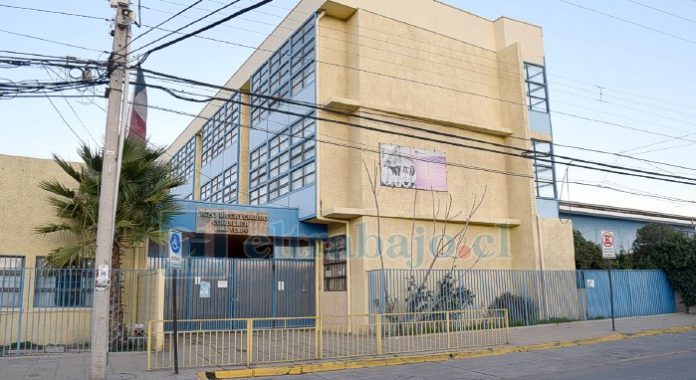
left=168, top=230, right=182, bottom=374
left=601, top=230, right=616, bottom=331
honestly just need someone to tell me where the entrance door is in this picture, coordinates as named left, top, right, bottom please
left=164, top=258, right=315, bottom=327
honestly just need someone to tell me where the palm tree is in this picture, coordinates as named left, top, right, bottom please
left=36, top=138, right=185, bottom=348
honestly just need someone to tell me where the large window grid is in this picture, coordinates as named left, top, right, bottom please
left=250, top=16, right=315, bottom=126
left=532, top=140, right=556, bottom=199
left=525, top=63, right=549, bottom=113
left=201, top=92, right=241, bottom=166
left=34, top=257, right=93, bottom=308
left=0, top=255, right=24, bottom=307
left=170, top=137, right=195, bottom=180
left=248, top=115, right=317, bottom=205
left=200, top=165, right=238, bottom=204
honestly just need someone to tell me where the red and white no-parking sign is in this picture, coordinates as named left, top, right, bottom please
left=601, top=230, right=616, bottom=259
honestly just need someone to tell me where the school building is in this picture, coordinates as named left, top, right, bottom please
left=163, top=0, right=575, bottom=318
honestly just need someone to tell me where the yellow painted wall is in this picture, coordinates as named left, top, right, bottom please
left=0, top=154, right=76, bottom=269
left=314, top=1, right=575, bottom=315
left=0, top=154, right=167, bottom=347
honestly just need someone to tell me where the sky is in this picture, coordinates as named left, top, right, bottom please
left=0, top=0, right=695, bottom=218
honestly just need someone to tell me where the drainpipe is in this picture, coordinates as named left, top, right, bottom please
left=313, top=9, right=353, bottom=319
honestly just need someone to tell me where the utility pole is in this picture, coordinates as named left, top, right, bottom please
left=90, top=1, right=132, bottom=379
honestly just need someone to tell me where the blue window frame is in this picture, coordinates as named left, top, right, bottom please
left=0, top=255, right=24, bottom=307
left=34, top=257, right=94, bottom=308
left=525, top=63, right=549, bottom=113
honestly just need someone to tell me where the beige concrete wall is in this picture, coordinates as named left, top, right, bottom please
left=538, top=217, right=576, bottom=270
left=0, top=154, right=77, bottom=268
left=0, top=155, right=168, bottom=347
left=313, top=1, right=576, bottom=316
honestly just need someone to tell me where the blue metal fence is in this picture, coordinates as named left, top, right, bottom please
left=369, top=269, right=676, bottom=326
left=150, top=257, right=316, bottom=330
left=578, top=270, right=676, bottom=319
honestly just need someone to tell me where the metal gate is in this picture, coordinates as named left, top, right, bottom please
left=162, top=258, right=315, bottom=326
left=578, top=270, right=676, bottom=319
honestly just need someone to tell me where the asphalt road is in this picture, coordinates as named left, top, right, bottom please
left=252, top=330, right=696, bottom=380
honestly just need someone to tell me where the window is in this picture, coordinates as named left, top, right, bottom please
left=324, top=236, right=347, bottom=291
left=201, top=168, right=235, bottom=204
left=201, top=93, right=241, bottom=165
left=291, top=161, right=315, bottom=191
left=222, top=164, right=238, bottom=204
left=291, top=64, right=315, bottom=96
left=34, top=257, right=93, bottom=308
left=250, top=165, right=267, bottom=190
left=269, top=133, right=290, bottom=157
left=525, top=63, right=549, bottom=113
left=248, top=112, right=316, bottom=205
left=0, top=256, right=24, bottom=307
left=250, top=14, right=316, bottom=126
left=250, top=144, right=268, bottom=169
left=200, top=179, right=212, bottom=201
left=268, top=174, right=290, bottom=200
left=250, top=185, right=267, bottom=205
left=268, top=152, right=290, bottom=178
left=291, top=118, right=315, bottom=145
left=170, top=137, right=195, bottom=180
left=532, top=140, right=556, bottom=199
left=290, top=139, right=315, bottom=166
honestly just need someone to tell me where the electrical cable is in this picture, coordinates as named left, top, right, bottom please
left=138, top=97, right=696, bottom=206
left=557, top=0, right=696, bottom=46
left=137, top=76, right=696, bottom=186
left=125, top=0, right=206, bottom=53
left=626, top=0, right=696, bottom=24
left=130, top=0, right=247, bottom=58
left=0, top=3, right=110, bottom=21
left=137, top=67, right=696, bottom=184
left=0, top=29, right=107, bottom=53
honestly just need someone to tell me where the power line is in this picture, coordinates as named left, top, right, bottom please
left=0, top=29, right=106, bottom=53
left=123, top=4, right=696, bottom=149
left=626, top=0, right=696, bottom=24
left=550, top=74, right=696, bottom=111
left=139, top=96, right=696, bottom=207
left=141, top=1, right=525, bottom=80
left=43, top=66, right=100, bottom=145
left=42, top=89, right=88, bottom=146
left=137, top=67, right=696, bottom=182
left=137, top=73, right=696, bottom=186
left=131, top=0, right=246, bottom=57
left=0, top=3, right=110, bottom=21
left=557, top=0, right=696, bottom=46
left=137, top=0, right=275, bottom=61
left=550, top=79, right=696, bottom=117
left=119, top=18, right=696, bottom=148
left=146, top=0, right=522, bottom=65
left=126, top=0, right=206, bottom=52
left=553, top=88, right=696, bottom=128
left=130, top=0, right=203, bottom=49
left=6, top=53, right=696, bottom=177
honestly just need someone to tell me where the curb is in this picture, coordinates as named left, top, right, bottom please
left=202, top=324, right=696, bottom=379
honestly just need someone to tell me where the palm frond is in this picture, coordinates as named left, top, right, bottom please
left=51, top=154, right=82, bottom=183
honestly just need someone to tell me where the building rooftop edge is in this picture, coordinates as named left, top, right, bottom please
left=559, top=200, right=696, bottom=226
left=165, top=0, right=544, bottom=157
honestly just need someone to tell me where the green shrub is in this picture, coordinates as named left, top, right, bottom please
left=489, top=292, right=539, bottom=325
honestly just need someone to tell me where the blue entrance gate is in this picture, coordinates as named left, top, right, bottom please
left=161, top=258, right=315, bottom=330
left=578, top=270, right=676, bottom=319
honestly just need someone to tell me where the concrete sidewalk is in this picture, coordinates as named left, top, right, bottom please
left=1, top=313, right=694, bottom=379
